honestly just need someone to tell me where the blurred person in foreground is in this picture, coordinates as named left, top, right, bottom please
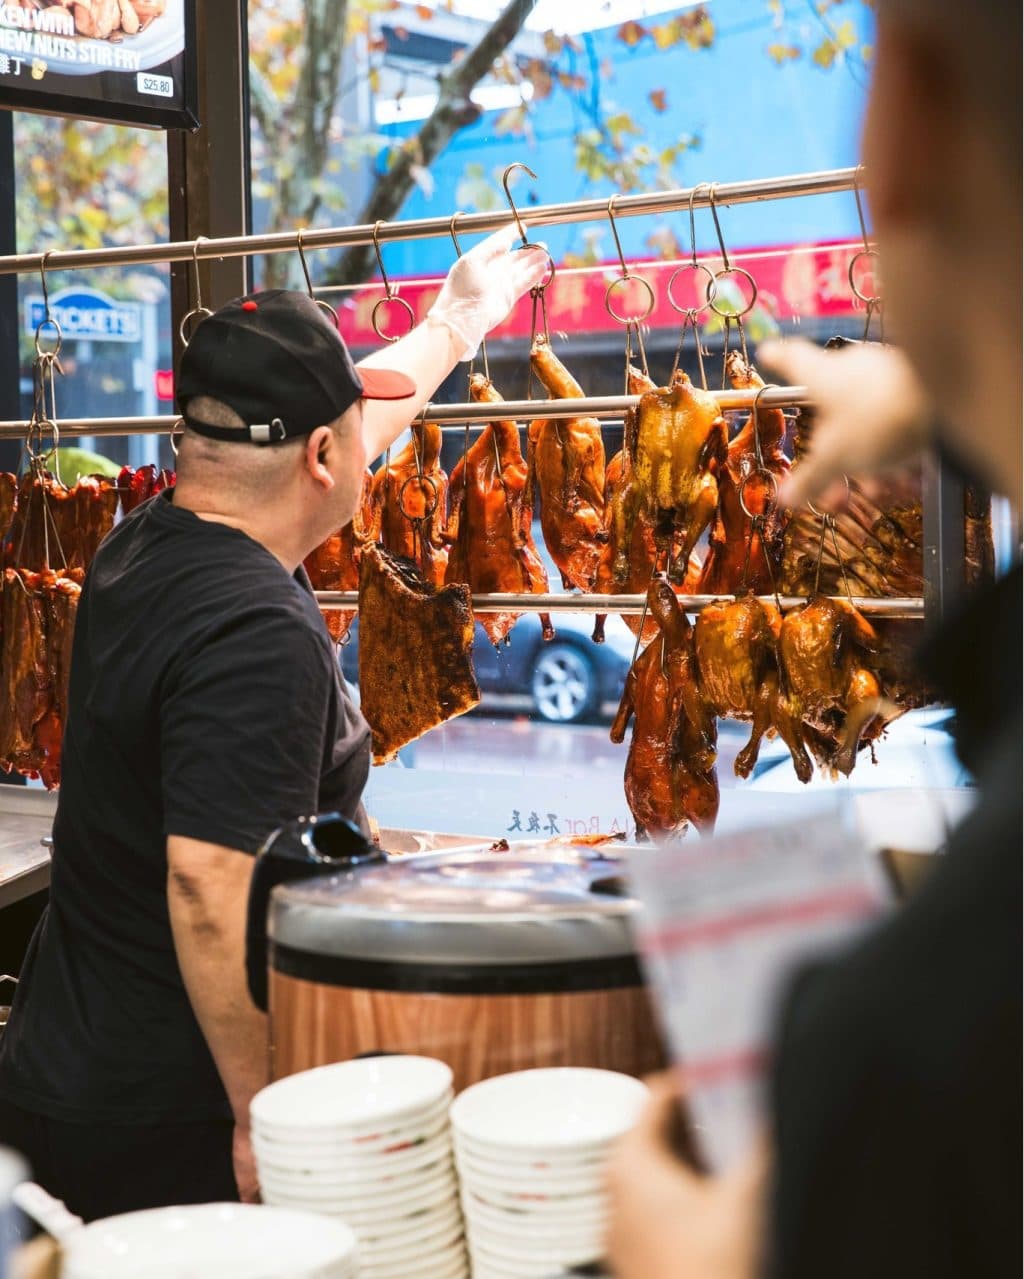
left=606, top=2, right=1021, bottom=1277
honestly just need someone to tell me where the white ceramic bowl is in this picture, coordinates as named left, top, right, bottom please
left=468, top=1230, right=599, bottom=1271
left=252, top=1057, right=453, bottom=1136
left=450, top=1069, right=648, bottom=1156
left=254, top=1128, right=451, bottom=1176
left=453, top=1130, right=608, bottom=1170
left=358, top=1202, right=463, bottom=1246
left=362, top=1241, right=468, bottom=1279
left=462, top=1193, right=604, bottom=1236
left=266, top=1176, right=458, bottom=1221
left=456, top=1162, right=605, bottom=1202
left=60, top=1203, right=359, bottom=1279
left=357, top=1221, right=465, bottom=1267
left=261, top=1164, right=458, bottom=1210
left=253, top=1093, right=452, bottom=1149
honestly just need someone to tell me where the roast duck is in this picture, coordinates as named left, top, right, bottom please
left=304, top=470, right=372, bottom=644
left=444, top=373, right=552, bottom=647
left=697, top=353, right=790, bottom=596
left=527, top=336, right=606, bottom=591
left=611, top=574, right=719, bottom=840
left=368, top=418, right=449, bottom=589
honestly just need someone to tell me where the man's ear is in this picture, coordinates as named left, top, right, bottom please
left=305, top=426, right=336, bottom=491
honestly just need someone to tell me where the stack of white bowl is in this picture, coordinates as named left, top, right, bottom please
left=450, top=1068, right=650, bottom=1279
left=252, top=1056, right=467, bottom=1279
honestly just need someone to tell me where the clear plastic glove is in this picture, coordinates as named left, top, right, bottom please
left=427, top=223, right=550, bottom=361
left=758, top=339, right=930, bottom=509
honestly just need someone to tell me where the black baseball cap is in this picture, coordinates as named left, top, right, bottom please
left=177, top=289, right=416, bottom=445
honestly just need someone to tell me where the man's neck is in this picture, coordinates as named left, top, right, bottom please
left=170, top=485, right=303, bottom=575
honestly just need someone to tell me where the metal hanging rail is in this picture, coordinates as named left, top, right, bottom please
left=0, top=386, right=811, bottom=441
left=315, top=591, right=924, bottom=619
left=0, top=167, right=858, bottom=278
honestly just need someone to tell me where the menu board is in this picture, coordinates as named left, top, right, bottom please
left=0, top=1, right=197, bottom=129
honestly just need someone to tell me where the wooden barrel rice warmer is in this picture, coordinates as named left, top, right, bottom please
left=268, top=847, right=667, bottom=1091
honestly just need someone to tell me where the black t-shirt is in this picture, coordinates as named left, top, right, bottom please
left=768, top=567, right=1022, bottom=1279
left=0, top=491, right=370, bottom=1125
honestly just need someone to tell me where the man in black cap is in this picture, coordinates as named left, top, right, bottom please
left=0, top=226, right=548, bottom=1220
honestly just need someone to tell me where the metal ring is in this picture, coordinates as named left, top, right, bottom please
left=34, top=316, right=63, bottom=359
left=179, top=306, right=214, bottom=347
left=847, top=247, right=881, bottom=305
left=516, top=241, right=556, bottom=292
left=708, top=265, right=758, bottom=319
left=371, top=294, right=415, bottom=343
left=398, top=472, right=439, bottom=521
left=806, top=474, right=851, bottom=518
left=666, top=261, right=717, bottom=315
left=604, top=274, right=656, bottom=325
left=314, top=298, right=340, bottom=328
left=738, top=469, right=778, bottom=520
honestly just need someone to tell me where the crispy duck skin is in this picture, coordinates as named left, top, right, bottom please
left=358, top=543, right=480, bottom=765
left=0, top=473, right=14, bottom=538
left=964, top=484, right=995, bottom=588
left=610, top=575, right=719, bottom=840
left=778, top=594, right=885, bottom=777
left=118, top=464, right=175, bottom=517
left=368, top=420, right=449, bottom=589
left=527, top=336, right=606, bottom=591
left=0, top=568, right=52, bottom=775
left=304, top=470, right=372, bottom=644
left=694, top=594, right=813, bottom=783
left=444, top=374, right=552, bottom=647
left=620, top=370, right=727, bottom=585
left=698, top=354, right=790, bottom=596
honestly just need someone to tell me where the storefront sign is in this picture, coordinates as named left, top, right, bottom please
left=24, top=287, right=141, bottom=343
left=0, top=0, right=197, bottom=129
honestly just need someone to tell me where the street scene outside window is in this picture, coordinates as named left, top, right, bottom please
left=7, top=0, right=982, bottom=840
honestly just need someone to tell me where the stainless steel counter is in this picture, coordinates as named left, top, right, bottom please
left=0, top=789, right=56, bottom=910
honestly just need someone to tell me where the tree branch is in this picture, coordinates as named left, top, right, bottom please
left=327, top=0, right=538, bottom=287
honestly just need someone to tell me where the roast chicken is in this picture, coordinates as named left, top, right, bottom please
left=611, top=575, right=719, bottom=839
left=527, top=336, right=606, bottom=591
left=368, top=420, right=449, bottom=589
left=697, top=354, right=790, bottom=596
left=618, top=370, right=727, bottom=585
left=444, top=374, right=552, bottom=647
left=304, top=470, right=372, bottom=644
left=778, top=594, right=886, bottom=776
left=358, top=543, right=480, bottom=764
left=694, top=594, right=813, bottom=783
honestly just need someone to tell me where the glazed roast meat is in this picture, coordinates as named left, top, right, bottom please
left=527, top=336, right=606, bottom=591
left=0, top=472, right=15, bottom=537
left=358, top=543, right=480, bottom=765
left=304, top=470, right=372, bottom=644
left=610, top=575, right=719, bottom=839
left=118, top=464, right=175, bottom=517
left=697, top=354, right=790, bottom=596
left=694, top=594, right=813, bottom=783
left=6, top=472, right=117, bottom=574
left=778, top=594, right=887, bottom=777
left=368, top=419, right=449, bottom=589
left=444, top=373, right=552, bottom=647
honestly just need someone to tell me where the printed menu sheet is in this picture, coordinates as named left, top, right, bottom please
left=629, top=802, right=889, bottom=1172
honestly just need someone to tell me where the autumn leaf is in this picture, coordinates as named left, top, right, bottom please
left=648, top=88, right=668, bottom=112
left=542, top=29, right=562, bottom=56
left=494, top=104, right=529, bottom=137
left=651, top=20, right=680, bottom=50
left=767, top=42, right=801, bottom=64
left=812, top=37, right=838, bottom=69
left=617, top=20, right=646, bottom=47
left=368, top=66, right=381, bottom=93
left=415, top=3, right=434, bottom=18
left=834, top=18, right=858, bottom=49
left=523, top=58, right=553, bottom=101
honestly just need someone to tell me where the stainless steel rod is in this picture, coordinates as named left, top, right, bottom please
left=0, top=167, right=858, bottom=277
left=315, top=592, right=925, bottom=619
left=0, top=386, right=810, bottom=440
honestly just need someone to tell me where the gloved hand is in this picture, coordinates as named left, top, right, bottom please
left=427, top=223, right=550, bottom=361
left=758, top=338, right=930, bottom=509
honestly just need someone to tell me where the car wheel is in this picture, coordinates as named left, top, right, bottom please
left=531, top=644, right=598, bottom=724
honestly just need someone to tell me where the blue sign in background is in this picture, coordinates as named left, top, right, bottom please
left=24, top=287, right=141, bottom=343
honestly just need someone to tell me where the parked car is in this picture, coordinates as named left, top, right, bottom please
left=340, top=611, right=635, bottom=724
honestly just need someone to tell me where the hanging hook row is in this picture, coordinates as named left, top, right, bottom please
left=707, top=184, right=758, bottom=322
left=501, top=163, right=557, bottom=291
left=848, top=164, right=882, bottom=310
left=371, top=220, right=415, bottom=343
